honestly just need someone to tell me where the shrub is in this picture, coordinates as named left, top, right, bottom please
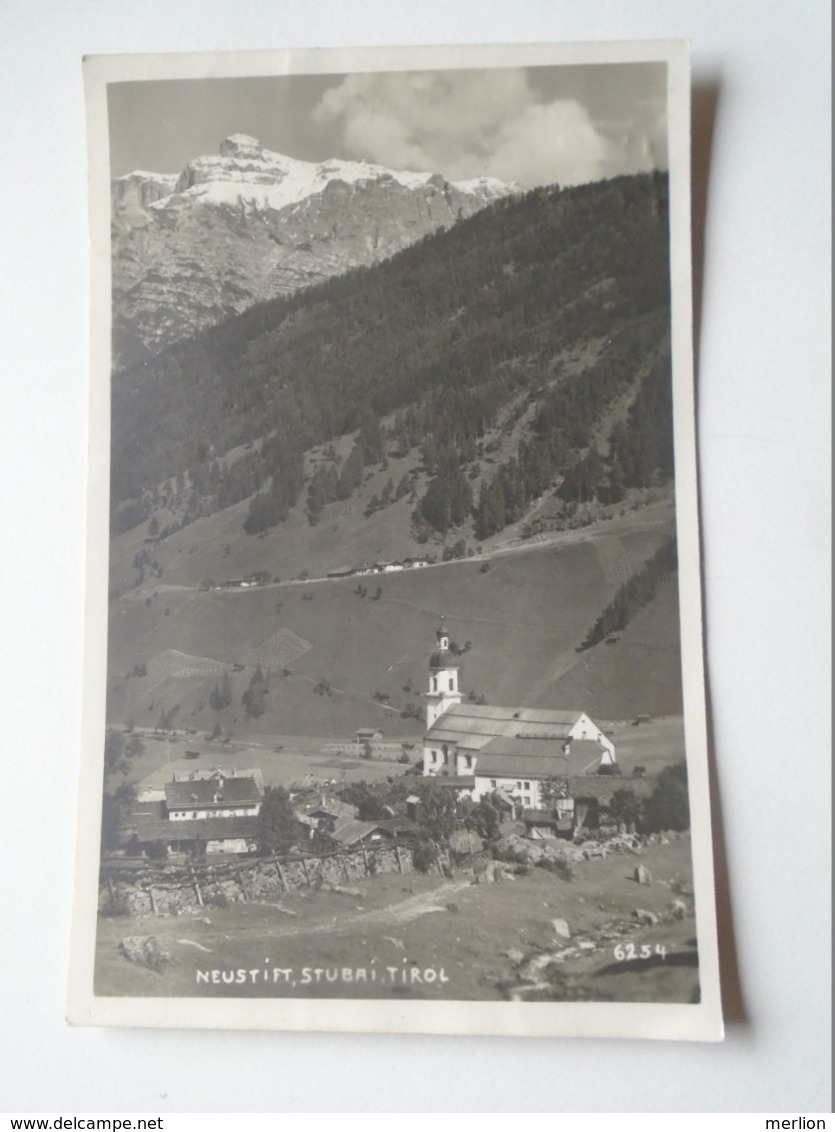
left=412, top=837, right=439, bottom=874
left=644, top=762, right=690, bottom=832
left=100, top=888, right=131, bottom=917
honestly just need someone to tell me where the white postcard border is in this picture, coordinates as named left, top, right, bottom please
left=70, top=37, right=722, bottom=1042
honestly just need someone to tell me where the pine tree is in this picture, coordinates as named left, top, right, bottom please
left=258, top=786, right=302, bottom=854
left=242, top=665, right=268, bottom=719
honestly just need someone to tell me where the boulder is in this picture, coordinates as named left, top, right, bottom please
left=634, top=865, right=653, bottom=885
left=632, top=909, right=660, bottom=926
left=494, top=835, right=541, bottom=865
left=119, top=935, right=178, bottom=972
left=551, top=917, right=571, bottom=939
left=668, top=899, right=687, bottom=920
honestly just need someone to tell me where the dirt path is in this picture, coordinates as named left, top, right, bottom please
left=278, top=878, right=472, bottom=938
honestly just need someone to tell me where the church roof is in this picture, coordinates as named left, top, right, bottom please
left=474, top=736, right=606, bottom=779
left=425, top=704, right=589, bottom=746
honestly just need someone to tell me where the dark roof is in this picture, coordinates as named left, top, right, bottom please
left=474, top=736, right=606, bottom=779
left=165, top=775, right=261, bottom=809
left=522, top=809, right=559, bottom=824
left=131, top=815, right=261, bottom=843
left=567, top=774, right=649, bottom=802
left=374, top=817, right=419, bottom=836
left=330, top=816, right=384, bottom=846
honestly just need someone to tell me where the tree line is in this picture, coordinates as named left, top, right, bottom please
left=579, top=534, right=678, bottom=650
left=110, top=172, right=672, bottom=541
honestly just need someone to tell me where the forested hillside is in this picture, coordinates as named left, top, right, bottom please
left=111, top=172, right=672, bottom=549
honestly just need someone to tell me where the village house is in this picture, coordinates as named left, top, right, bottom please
left=165, top=769, right=262, bottom=820
left=293, top=793, right=358, bottom=830
left=328, top=814, right=418, bottom=849
left=127, top=768, right=264, bottom=856
left=356, top=727, right=384, bottom=743
left=420, top=620, right=616, bottom=814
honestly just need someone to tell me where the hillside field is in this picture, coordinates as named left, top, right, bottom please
left=106, top=505, right=681, bottom=740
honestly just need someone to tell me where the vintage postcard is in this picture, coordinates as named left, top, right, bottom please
left=70, top=40, right=723, bottom=1040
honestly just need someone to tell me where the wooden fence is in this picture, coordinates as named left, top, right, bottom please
left=100, top=840, right=421, bottom=918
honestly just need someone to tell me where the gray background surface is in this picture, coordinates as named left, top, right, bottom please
left=0, top=0, right=830, bottom=1113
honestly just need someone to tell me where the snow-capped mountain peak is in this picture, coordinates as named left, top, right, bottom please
left=138, top=134, right=518, bottom=215
left=111, top=136, right=519, bottom=366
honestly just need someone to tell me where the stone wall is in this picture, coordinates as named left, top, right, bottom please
left=100, top=842, right=416, bottom=918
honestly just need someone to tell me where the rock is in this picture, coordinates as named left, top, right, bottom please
left=634, top=865, right=653, bottom=885
left=578, top=941, right=596, bottom=951
left=503, top=948, right=525, bottom=965
left=119, top=935, right=178, bottom=972
left=668, top=899, right=687, bottom=920
left=551, top=917, right=571, bottom=939
left=323, top=883, right=364, bottom=897
left=632, top=908, right=660, bottom=925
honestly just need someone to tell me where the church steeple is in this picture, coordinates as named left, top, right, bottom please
left=425, top=615, right=462, bottom=728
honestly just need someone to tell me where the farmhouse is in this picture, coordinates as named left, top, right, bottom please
left=128, top=768, right=264, bottom=856
left=294, top=794, right=358, bottom=829
left=165, top=769, right=262, bottom=820
left=421, top=620, right=616, bottom=812
left=356, top=727, right=384, bottom=742
left=329, top=815, right=418, bottom=848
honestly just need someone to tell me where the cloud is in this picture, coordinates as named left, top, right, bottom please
left=312, top=68, right=648, bottom=188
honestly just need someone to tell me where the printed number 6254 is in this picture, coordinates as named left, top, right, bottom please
left=613, top=942, right=667, bottom=961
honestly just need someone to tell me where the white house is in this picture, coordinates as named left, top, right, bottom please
left=128, top=769, right=265, bottom=856
left=164, top=769, right=262, bottom=821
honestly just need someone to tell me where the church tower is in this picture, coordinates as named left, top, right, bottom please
left=425, top=617, right=463, bottom=728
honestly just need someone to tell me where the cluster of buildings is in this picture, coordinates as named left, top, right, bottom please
left=119, top=618, right=619, bottom=859
left=327, top=557, right=431, bottom=579
left=420, top=620, right=618, bottom=830
left=125, top=768, right=419, bottom=859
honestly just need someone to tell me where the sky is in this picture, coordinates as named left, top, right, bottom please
left=108, top=62, right=667, bottom=190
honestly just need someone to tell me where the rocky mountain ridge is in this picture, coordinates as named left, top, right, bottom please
left=111, top=134, right=517, bottom=367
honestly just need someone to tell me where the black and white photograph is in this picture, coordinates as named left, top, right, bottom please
left=70, top=40, right=721, bottom=1040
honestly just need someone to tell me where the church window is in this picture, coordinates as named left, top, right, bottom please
left=448, top=677, right=454, bottom=691
left=432, top=676, right=438, bottom=691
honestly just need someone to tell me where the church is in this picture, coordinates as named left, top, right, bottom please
left=421, top=619, right=617, bottom=812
